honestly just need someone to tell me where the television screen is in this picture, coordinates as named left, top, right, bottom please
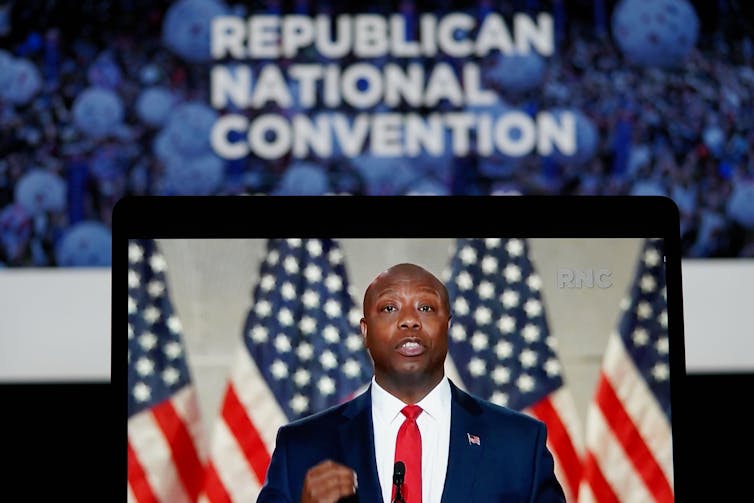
left=113, top=196, right=689, bottom=502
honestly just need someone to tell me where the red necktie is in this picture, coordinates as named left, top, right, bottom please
left=393, top=404, right=422, bottom=503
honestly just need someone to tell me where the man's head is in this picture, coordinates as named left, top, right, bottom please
left=360, top=263, right=452, bottom=403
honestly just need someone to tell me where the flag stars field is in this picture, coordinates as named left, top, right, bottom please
left=164, top=340, right=182, bottom=359
left=502, top=289, right=519, bottom=308
left=162, top=366, right=180, bottom=386
left=455, top=270, right=474, bottom=290
left=481, top=255, right=498, bottom=274
left=304, top=263, right=322, bottom=282
left=299, top=315, right=317, bottom=334
left=473, top=305, right=493, bottom=325
left=450, top=324, right=467, bottom=342
left=471, top=331, right=489, bottom=351
left=323, top=298, right=342, bottom=318
left=255, top=300, right=272, bottom=318
left=249, top=325, right=268, bottom=343
left=492, top=366, right=510, bottom=384
left=497, top=315, right=515, bottom=333
left=323, top=325, right=340, bottom=343
left=301, top=289, right=320, bottom=308
left=293, top=368, right=310, bottom=386
left=506, top=239, right=524, bottom=256
left=453, top=296, right=470, bottom=316
left=495, top=340, right=513, bottom=359
left=147, top=279, right=165, bottom=297
left=478, top=280, right=495, bottom=299
left=503, top=263, right=522, bottom=282
left=281, top=282, right=297, bottom=300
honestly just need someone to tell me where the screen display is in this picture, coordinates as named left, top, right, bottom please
left=1, top=0, right=753, bottom=268
left=123, top=234, right=686, bottom=501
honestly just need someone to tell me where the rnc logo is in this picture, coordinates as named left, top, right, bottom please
left=557, top=268, right=613, bottom=289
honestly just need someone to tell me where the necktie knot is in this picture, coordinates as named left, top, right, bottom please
left=401, top=404, right=422, bottom=421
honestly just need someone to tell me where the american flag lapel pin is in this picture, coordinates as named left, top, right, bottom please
left=467, top=433, right=480, bottom=446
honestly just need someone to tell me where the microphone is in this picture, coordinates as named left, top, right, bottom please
left=392, top=461, right=406, bottom=503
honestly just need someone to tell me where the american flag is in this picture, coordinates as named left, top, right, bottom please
left=578, top=238, right=673, bottom=503
left=127, top=239, right=205, bottom=502
left=443, top=238, right=584, bottom=502
left=198, top=238, right=373, bottom=502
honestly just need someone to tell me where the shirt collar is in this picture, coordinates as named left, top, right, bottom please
left=371, top=375, right=451, bottom=424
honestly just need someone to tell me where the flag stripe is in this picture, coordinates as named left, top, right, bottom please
left=127, top=441, right=160, bottom=503
left=228, top=348, right=287, bottom=452
left=578, top=238, right=674, bottom=503
left=595, top=370, right=673, bottom=502
left=199, top=462, right=232, bottom=503
left=205, top=419, right=263, bottom=502
left=221, top=383, right=271, bottom=484
left=127, top=239, right=205, bottom=503
left=602, top=336, right=673, bottom=484
left=529, top=395, right=582, bottom=501
left=581, top=451, right=620, bottom=503
left=583, top=401, right=653, bottom=501
left=128, top=407, right=192, bottom=503
left=151, top=397, right=204, bottom=500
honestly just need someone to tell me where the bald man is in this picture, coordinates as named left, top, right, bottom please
left=257, top=263, right=565, bottom=503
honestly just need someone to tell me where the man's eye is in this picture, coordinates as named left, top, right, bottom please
left=419, top=305, right=433, bottom=312
left=383, top=305, right=397, bottom=312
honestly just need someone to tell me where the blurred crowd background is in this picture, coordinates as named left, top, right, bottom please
left=1, top=0, right=754, bottom=267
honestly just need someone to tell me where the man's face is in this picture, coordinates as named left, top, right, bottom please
left=360, top=265, right=451, bottom=390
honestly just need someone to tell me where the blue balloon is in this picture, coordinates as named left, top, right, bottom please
left=611, top=0, right=699, bottom=68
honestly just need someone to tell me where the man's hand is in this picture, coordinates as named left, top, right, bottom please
left=300, top=459, right=358, bottom=503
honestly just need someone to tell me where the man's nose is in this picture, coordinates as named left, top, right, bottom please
left=399, top=312, right=421, bottom=329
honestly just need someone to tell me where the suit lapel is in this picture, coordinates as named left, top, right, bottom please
left=441, top=381, right=484, bottom=503
left=339, top=387, right=382, bottom=503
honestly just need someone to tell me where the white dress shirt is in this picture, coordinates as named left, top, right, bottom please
left=371, top=376, right=451, bottom=503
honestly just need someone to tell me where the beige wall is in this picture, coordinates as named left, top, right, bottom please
left=157, top=237, right=643, bottom=429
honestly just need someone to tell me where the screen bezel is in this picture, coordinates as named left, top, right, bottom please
left=112, top=194, right=688, bottom=501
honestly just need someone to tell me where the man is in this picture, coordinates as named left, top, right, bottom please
left=257, top=263, right=565, bottom=503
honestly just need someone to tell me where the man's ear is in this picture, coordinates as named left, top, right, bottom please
left=360, top=317, right=367, bottom=341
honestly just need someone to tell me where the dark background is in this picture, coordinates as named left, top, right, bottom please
left=3, top=374, right=753, bottom=499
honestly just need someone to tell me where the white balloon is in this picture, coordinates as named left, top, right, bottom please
left=162, top=0, right=229, bottom=63
left=0, top=49, right=14, bottom=90
left=87, top=51, right=122, bottom=89
left=545, top=108, right=599, bottom=166
left=0, top=203, right=32, bottom=261
left=612, top=0, right=699, bottom=68
left=726, top=181, right=754, bottom=229
left=274, top=162, right=331, bottom=195
left=55, top=221, right=112, bottom=267
left=2, top=58, right=42, bottom=105
left=136, top=86, right=177, bottom=127
left=14, top=169, right=67, bottom=215
left=485, top=52, right=547, bottom=95
left=158, top=101, right=218, bottom=159
left=72, top=86, right=125, bottom=139
left=162, top=152, right=225, bottom=195
left=350, top=155, right=421, bottom=195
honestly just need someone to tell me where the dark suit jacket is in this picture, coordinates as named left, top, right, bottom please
left=256, top=379, right=565, bottom=502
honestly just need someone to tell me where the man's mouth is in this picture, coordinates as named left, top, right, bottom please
left=396, top=339, right=425, bottom=357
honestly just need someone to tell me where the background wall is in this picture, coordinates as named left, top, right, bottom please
left=4, top=253, right=754, bottom=387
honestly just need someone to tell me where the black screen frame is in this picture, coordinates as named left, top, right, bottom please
left=112, top=194, right=688, bottom=502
